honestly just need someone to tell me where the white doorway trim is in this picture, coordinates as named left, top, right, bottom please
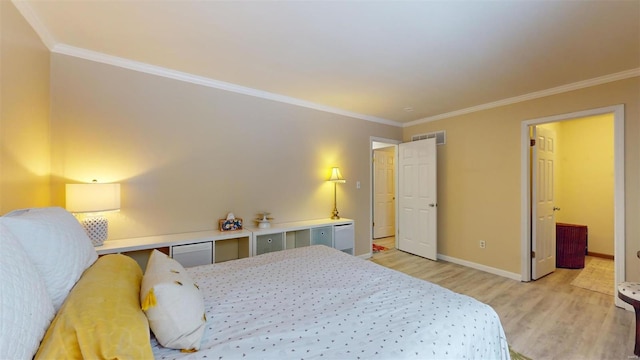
left=370, top=136, right=401, bottom=257
left=520, top=105, right=626, bottom=308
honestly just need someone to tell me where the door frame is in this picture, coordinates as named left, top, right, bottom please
left=373, top=147, right=396, bottom=239
left=370, top=136, right=401, bottom=254
left=519, top=105, right=626, bottom=308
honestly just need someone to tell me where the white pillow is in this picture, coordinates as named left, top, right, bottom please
left=0, top=223, right=55, bottom=360
left=141, top=250, right=206, bottom=351
left=1, top=207, right=98, bottom=311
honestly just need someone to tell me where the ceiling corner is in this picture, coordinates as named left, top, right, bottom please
left=12, top=0, right=57, bottom=50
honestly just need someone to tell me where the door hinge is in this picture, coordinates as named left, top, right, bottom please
left=531, top=251, right=536, bottom=258
left=530, top=139, right=536, bottom=146
left=372, top=222, right=375, bottom=227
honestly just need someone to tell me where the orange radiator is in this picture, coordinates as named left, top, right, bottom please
left=556, top=223, right=587, bottom=269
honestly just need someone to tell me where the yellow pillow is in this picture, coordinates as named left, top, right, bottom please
left=35, top=254, right=154, bottom=359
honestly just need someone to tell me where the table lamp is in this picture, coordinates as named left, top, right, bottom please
left=66, top=181, right=120, bottom=246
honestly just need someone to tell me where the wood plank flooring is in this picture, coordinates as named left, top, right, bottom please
left=370, top=247, right=635, bottom=360
left=373, top=236, right=396, bottom=250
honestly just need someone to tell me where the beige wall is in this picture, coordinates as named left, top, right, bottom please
left=0, top=1, right=51, bottom=214
left=553, top=114, right=614, bottom=256
left=2, top=0, right=637, bottom=275
left=403, top=77, right=639, bottom=278
left=49, top=54, right=402, bottom=256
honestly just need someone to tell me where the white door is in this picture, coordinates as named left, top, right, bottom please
left=398, top=138, right=437, bottom=260
left=532, top=126, right=557, bottom=279
left=373, top=148, right=395, bottom=239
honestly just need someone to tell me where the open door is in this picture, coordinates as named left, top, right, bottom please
left=398, top=138, right=437, bottom=260
left=532, top=125, right=557, bottom=279
left=373, top=148, right=395, bottom=239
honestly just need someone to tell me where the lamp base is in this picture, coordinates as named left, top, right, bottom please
left=331, top=181, right=341, bottom=220
left=81, top=216, right=108, bottom=246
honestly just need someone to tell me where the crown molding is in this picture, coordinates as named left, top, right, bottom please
left=404, top=68, right=640, bottom=128
left=12, top=0, right=637, bottom=130
left=11, top=0, right=401, bottom=127
left=51, top=44, right=402, bottom=127
left=11, top=0, right=56, bottom=49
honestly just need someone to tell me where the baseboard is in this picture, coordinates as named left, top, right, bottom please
left=365, top=248, right=521, bottom=281
left=587, top=252, right=614, bottom=260
left=437, top=254, right=522, bottom=281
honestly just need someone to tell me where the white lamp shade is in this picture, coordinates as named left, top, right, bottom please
left=328, top=167, right=346, bottom=183
left=65, top=183, right=121, bottom=213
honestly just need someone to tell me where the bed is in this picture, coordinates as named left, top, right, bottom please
left=0, top=207, right=510, bottom=359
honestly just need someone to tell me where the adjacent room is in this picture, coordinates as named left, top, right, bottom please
left=2, top=1, right=639, bottom=359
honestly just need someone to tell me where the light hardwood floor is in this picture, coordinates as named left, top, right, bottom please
left=370, top=247, right=635, bottom=360
left=373, top=236, right=396, bottom=250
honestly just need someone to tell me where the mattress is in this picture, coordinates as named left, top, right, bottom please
left=151, top=245, right=510, bottom=359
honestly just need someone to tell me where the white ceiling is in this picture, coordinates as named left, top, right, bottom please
left=16, top=1, right=640, bottom=126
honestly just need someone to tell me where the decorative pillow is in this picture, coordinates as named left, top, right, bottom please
left=1, top=207, right=98, bottom=311
left=35, top=254, right=153, bottom=359
left=141, top=250, right=206, bottom=351
left=0, top=224, right=55, bottom=360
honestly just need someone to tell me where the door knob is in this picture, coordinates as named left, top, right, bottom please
left=429, top=203, right=437, bottom=207
left=553, top=207, right=561, bottom=211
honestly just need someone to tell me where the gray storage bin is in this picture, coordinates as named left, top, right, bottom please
left=172, top=242, right=213, bottom=267
left=256, top=233, right=284, bottom=255
left=311, top=226, right=332, bottom=247
left=334, top=223, right=355, bottom=255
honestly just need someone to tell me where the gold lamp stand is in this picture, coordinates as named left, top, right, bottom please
left=328, top=167, right=346, bottom=219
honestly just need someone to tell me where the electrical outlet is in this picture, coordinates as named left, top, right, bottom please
left=479, top=240, right=486, bottom=249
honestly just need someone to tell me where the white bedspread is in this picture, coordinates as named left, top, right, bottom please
left=152, top=245, right=510, bottom=360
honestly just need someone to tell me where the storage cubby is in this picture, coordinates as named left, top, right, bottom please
left=311, top=226, right=332, bottom=247
left=334, top=223, right=355, bottom=255
left=172, top=242, right=213, bottom=267
left=285, top=229, right=311, bottom=249
left=96, top=220, right=354, bottom=267
left=95, top=229, right=253, bottom=268
left=122, top=247, right=170, bottom=271
left=256, top=233, right=284, bottom=255
left=215, top=237, right=250, bottom=263
left=249, top=219, right=354, bottom=257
